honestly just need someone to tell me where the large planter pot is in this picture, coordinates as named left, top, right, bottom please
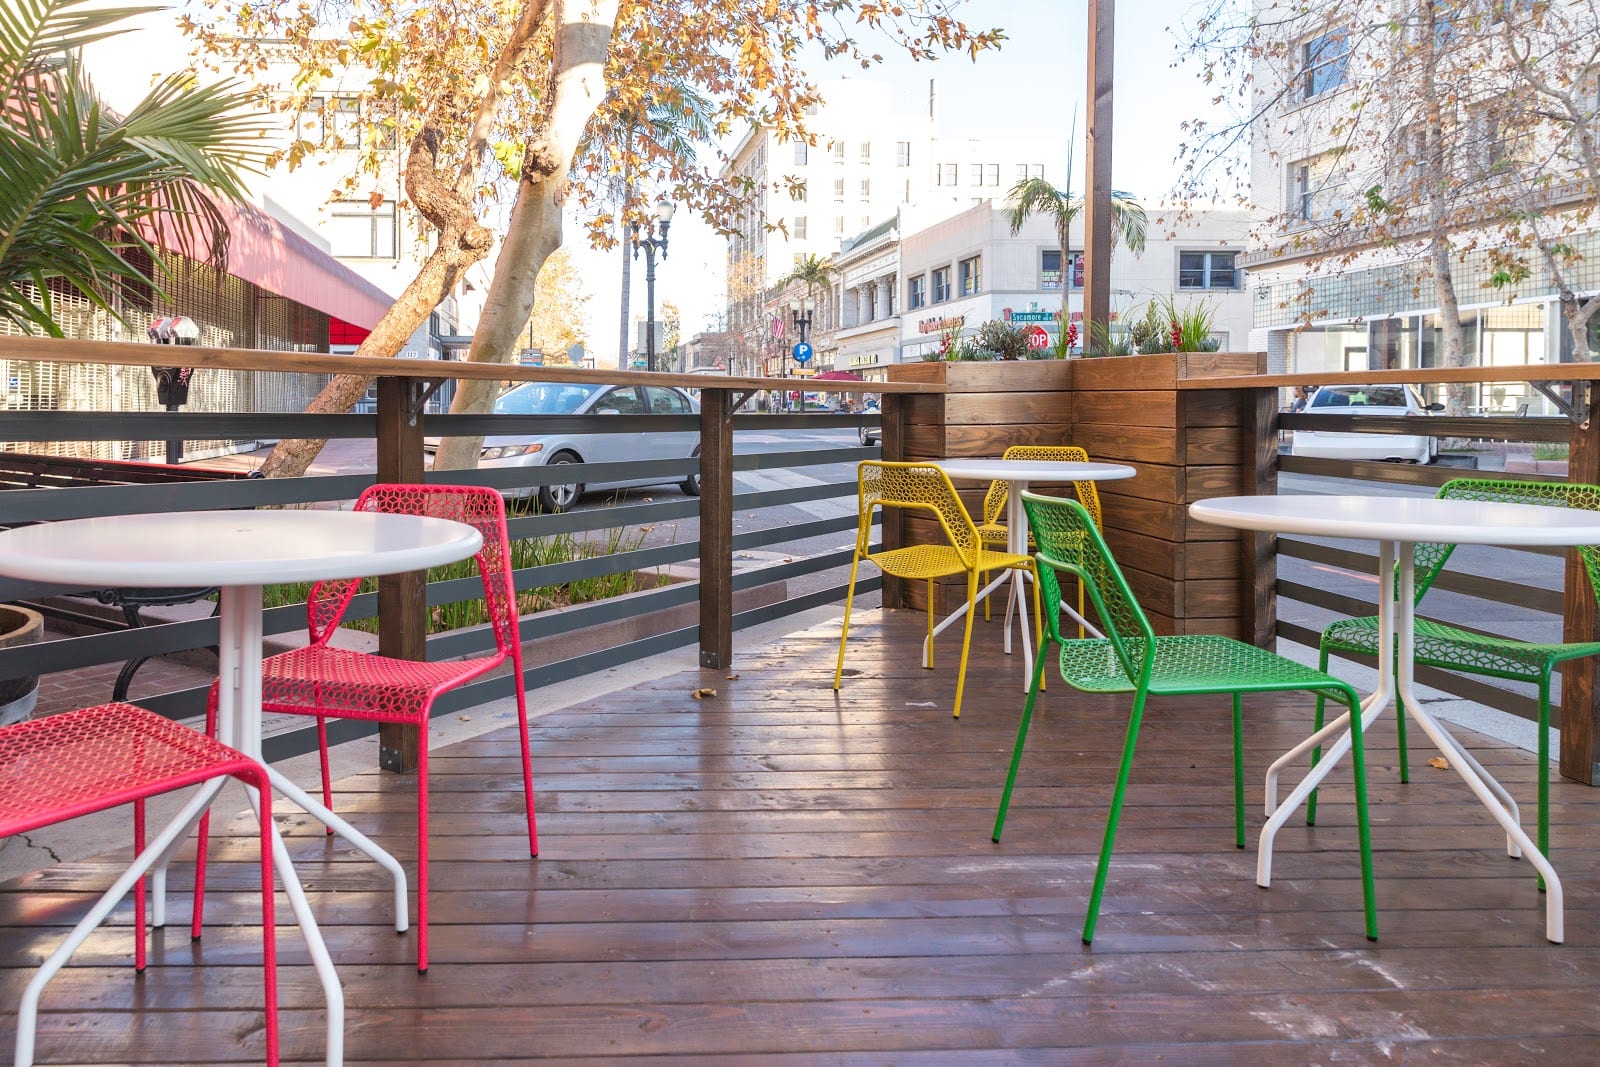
left=0, top=604, right=43, bottom=725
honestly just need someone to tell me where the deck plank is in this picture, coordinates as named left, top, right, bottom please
left=5, top=609, right=1600, bottom=1062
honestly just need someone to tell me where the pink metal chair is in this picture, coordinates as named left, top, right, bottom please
left=0, top=702, right=279, bottom=1066
left=196, top=483, right=537, bottom=973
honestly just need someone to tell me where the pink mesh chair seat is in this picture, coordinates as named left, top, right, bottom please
left=196, top=483, right=537, bottom=974
left=0, top=703, right=278, bottom=1066
left=261, top=646, right=503, bottom=721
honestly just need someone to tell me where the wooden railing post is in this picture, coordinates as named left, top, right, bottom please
left=699, top=387, right=734, bottom=669
left=1562, top=385, right=1600, bottom=785
left=375, top=374, right=426, bottom=774
left=878, top=392, right=906, bottom=608
left=1241, top=385, right=1278, bottom=648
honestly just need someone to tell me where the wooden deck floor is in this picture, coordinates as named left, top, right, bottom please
left=5, top=609, right=1600, bottom=1063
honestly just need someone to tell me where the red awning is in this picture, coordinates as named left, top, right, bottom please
left=813, top=370, right=864, bottom=381
left=140, top=196, right=394, bottom=331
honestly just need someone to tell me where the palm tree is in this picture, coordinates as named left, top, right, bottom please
left=1006, top=135, right=1147, bottom=326
left=0, top=0, right=262, bottom=335
left=778, top=252, right=835, bottom=322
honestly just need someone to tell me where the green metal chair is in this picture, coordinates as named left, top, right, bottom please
left=994, top=492, right=1378, bottom=944
left=1314, top=477, right=1600, bottom=879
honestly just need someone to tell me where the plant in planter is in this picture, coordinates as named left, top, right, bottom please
left=1086, top=318, right=1133, bottom=357
left=974, top=319, right=1031, bottom=361
left=1127, top=296, right=1221, bottom=354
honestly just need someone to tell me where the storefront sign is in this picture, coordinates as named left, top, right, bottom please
left=849, top=354, right=879, bottom=368
left=916, top=314, right=965, bottom=335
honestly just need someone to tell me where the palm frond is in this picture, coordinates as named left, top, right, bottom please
left=0, top=0, right=157, bottom=108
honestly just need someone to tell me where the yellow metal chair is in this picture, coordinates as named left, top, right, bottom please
left=978, top=444, right=1103, bottom=635
left=834, top=461, right=1038, bottom=718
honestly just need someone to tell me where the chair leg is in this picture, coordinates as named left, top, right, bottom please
left=1537, top=668, right=1553, bottom=893
left=983, top=569, right=991, bottom=622
left=1084, top=689, right=1148, bottom=945
left=833, top=555, right=862, bottom=691
left=1309, top=645, right=1330, bottom=828
left=317, top=717, right=334, bottom=835
left=191, top=686, right=220, bottom=939
left=133, top=800, right=147, bottom=973
left=952, top=570, right=978, bottom=719
left=1231, top=694, right=1245, bottom=849
left=925, top=579, right=936, bottom=669
left=1393, top=648, right=1409, bottom=784
left=993, top=639, right=1052, bottom=842
left=415, top=743, right=431, bottom=974
left=511, top=651, right=539, bottom=858
left=1033, top=567, right=1046, bottom=693
left=245, top=764, right=281, bottom=1067
left=1343, top=690, right=1379, bottom=942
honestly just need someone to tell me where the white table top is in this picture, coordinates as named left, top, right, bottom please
left=932, top=458, right=1136, bottom=483
left=1192, top=494, right=1600, bottom=546
left=0, top=510, right=483, bottom=587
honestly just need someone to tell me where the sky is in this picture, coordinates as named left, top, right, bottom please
left=83, top=0, right=1226, bottom=369
left=591, top=0, right=1228, bottom=367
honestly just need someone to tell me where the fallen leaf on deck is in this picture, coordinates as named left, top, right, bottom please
left=458, top=715, right=471, bottom=722
left=692, top=688, right=718, bottom=699
left=725, top=673, right=740, bottom=680
left=1428, top=756, right=1449, bottom=770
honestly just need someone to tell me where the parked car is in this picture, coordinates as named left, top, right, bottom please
left=425, top=381, right=700, bottom=512
left=859, top=399, right=881, bottom=446
left=1291, top=384, right=1443, bottom=463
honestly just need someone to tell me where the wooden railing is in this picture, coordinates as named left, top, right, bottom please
left=0, top=335, right=925, bottom=770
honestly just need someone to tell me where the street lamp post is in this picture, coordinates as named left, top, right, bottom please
left=631, top=200, right=675, bottom=371
left=791, top=308, right=813, bottom=411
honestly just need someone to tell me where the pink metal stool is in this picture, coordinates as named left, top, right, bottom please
left=0, top=702, right=279, bottom=1065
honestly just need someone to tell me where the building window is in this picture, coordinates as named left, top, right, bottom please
left=1041, top=249, right=1062, bottom=290
left=792, top=182, right=808, bottom=203
left=904, top=178, right=912, bottom=202
left=329, top=200, right=398, bottom=259
left=859, top=141, right=871, bottom=162
left=1300, top=26, right=1349, bottom=100
left=833, top=177, right=845, bottom=201
left=942, top=162, right=958, bottom=186
left=794, top=142, right=809, bottom=165
left=834, top=216, right=845, bottom=236
left=932, top=266, right=951, bottom=303
left=969, top=163, right=983, bottom=186
left=1031, top=164, right=1044, bottom=179
left=959, top=255, right=981, bottom=296
left=908, top=274, right=927, bottom=310
left=792, top=216, right=808, bottom=240
left=896, top=141, right=911, bottom=166
left=1070, top=252, right=1086, bottom=289
left=859, top=178, right=871, bottom=200
left=1178, top=250, right=1240, bottom=290
left=986, top=163, right=999, bottom=186
left=860, top=215, right=871, bottom=230
left=1016, top=163, right=1030, bottom=183
left=1290, top=153, right=1354, bottom=222
left=296, top=95, right=326, bottom=142
left=832, top=140, right=846, bottom=161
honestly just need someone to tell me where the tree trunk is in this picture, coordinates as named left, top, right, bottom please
left=259, top=126, right=495, bottom=478
left=431, top=0, right=620, bottom=473
left=619, top=214, right=632, bottom=368
left=1418, top=4, right=1471, bottom=417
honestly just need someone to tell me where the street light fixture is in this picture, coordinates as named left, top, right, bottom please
left=631, top=199, right=675, bottom=372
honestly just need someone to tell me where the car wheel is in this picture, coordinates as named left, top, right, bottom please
left=859, top=426, right=879, bottom=447
left=536, top=452, right=584, bottom=513
left=682, top=446, right=702, bottom=497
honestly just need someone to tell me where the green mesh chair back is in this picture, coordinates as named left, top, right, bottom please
left=983, top=445, right=1104, bottom=530
left=1430, top=478, right=1600, bottom=597
left=1021, top=491, right=1151, bottom=683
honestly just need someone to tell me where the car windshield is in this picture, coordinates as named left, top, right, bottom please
left=1310, top=386, right=1411, bottom=409
left=493, top=382, right=601, bottom=415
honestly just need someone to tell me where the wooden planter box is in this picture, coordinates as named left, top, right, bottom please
left=884, top=353, right=1272, bottom=643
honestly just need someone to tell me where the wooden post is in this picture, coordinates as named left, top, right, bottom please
left=1083, top=0, right=1115, bottom=341
left=1241, top=385, right=1279, bottom=648
left=879, top=392, right=907, bottom=608
left=375, top=374, right=426, bottom=774
left=699, top=387, right=734, bottom=669
left=1562, top=385, right=1600, bottom=785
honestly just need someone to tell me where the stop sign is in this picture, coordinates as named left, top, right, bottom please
left=1026, top=325, right=1051, bottom=350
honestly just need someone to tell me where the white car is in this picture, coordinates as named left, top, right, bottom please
left=1292, top=384, right=1443, bottom=464
left=425, top=381, right=701, bottom=512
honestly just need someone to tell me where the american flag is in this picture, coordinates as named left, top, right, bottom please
left=770, top=315, right=786, bottom=340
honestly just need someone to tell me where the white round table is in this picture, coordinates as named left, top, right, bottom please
left=0, top=509, right=483, bottom=1065
left=1190, top=494, right=1600, bottom=944
left=931, top=459, right=1136, bottom=686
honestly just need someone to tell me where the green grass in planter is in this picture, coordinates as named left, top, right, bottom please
left=259, top=527, right=664, bottom=636
left=1533, top=443, right=1570, bottom=461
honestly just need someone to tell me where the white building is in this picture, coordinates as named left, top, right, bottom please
left=1242, top=2, right=1600, bottom=414
left=720, top=78, right=1064, bottom=375
left=890, top=202, right=1256, bottom=364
